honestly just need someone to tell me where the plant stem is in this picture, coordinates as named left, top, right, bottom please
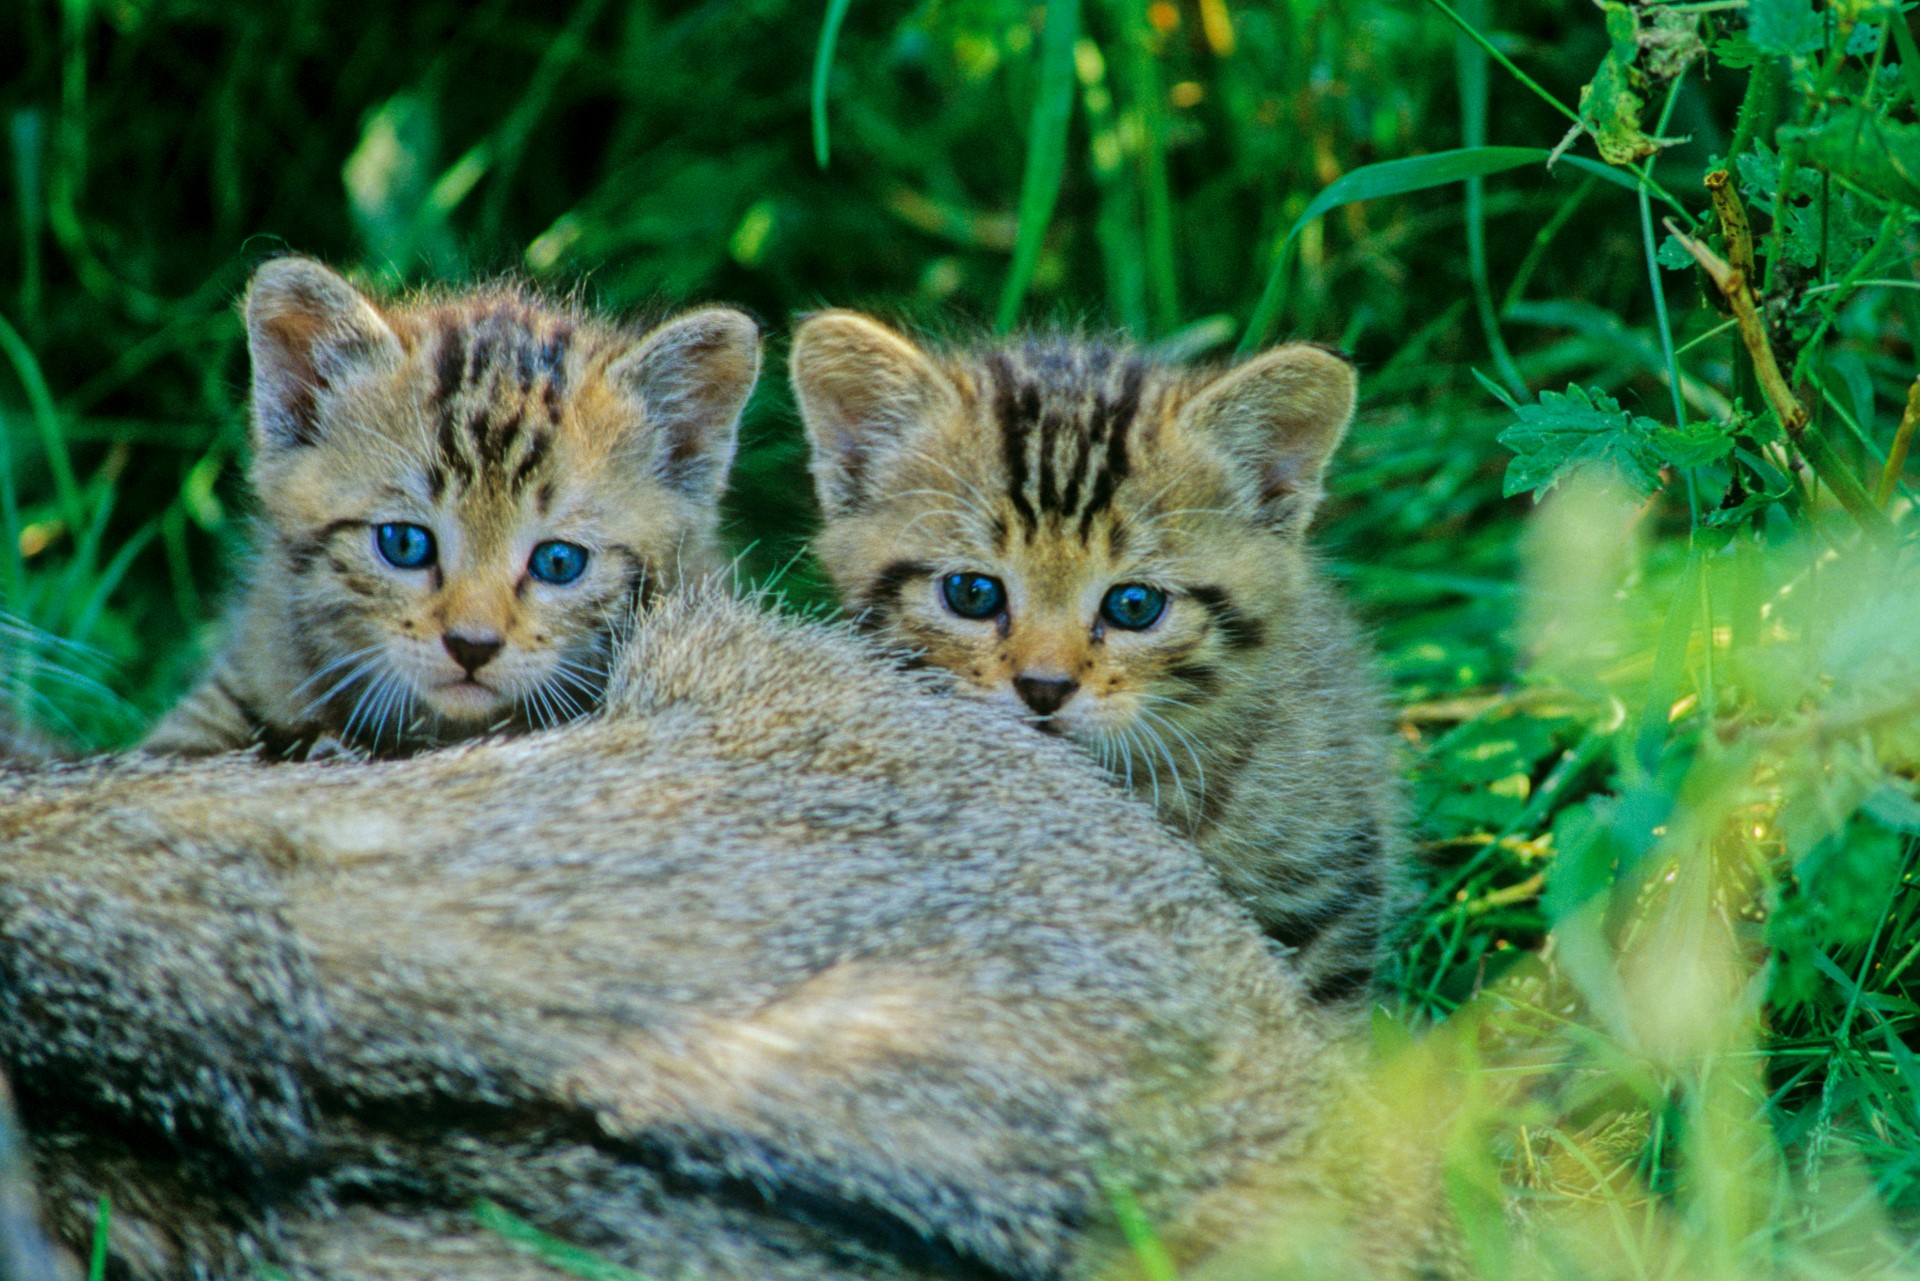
left=1875, top=378, right=1919, bottom=508
left=1666, top=216, right=1895, bottom=541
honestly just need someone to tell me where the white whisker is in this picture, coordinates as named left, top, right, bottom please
left=289, top=643, right=386, bottom=703
left=298, top=652, right=387, bottom=721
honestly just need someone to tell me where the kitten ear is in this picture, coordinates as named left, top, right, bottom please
left=606, top=308, right=760, bottom=502
left=790, top=311, right=957, bottom=516
left=245, top=257, right=403, bottom=452
left=1179, top=343, right=1357, bottom=535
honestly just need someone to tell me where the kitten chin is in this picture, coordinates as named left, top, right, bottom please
left=794, top=312, right=1406, bottom=1020
left=144, top=257, right=760, bottom=760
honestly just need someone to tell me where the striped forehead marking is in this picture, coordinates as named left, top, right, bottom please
left=425, top=304, right=573, bottom=500
left=984, top=343, right=1149, bottom=541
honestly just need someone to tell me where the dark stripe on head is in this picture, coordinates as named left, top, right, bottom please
left=1058, top=415, right=1093, bottom=522
left=1188, top=585, right=1265, bottom=651
left=285, top=537, right=324, bottom=576
left=461, top=403, right=519, bottom=473
left=468, top=323, right=501, bottom=387
left=437, top=404, right=474, bottom=487
left=285, top=519, right=363, bottom=576
left=866, top=560, right=931, bottom=612
left=432, top=327, right=467, bottom=414
left=512, top=430, right=551, bottom=495
left=513, top=333, right=539, bottom=391
left=1077, top=360, right=1144, bottom=540
left=1036, top=407, right=1060, bottom=515
left=539, top=321, right=573, bottom=389
left=988, top=353, right=1038, bottom=532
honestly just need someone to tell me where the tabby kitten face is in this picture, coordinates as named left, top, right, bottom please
left=244, top=258, right=757, bottom=746
left=792, top=313, right=1355, bottom=795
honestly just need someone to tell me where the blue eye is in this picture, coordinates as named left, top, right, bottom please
left=374, top=522, right=436, bottom=569
left=528, top=540, right=590, bottom=585
left=1100, top=583, right=1167, bottom=631
left=941, top=572, right=1005, bottom=620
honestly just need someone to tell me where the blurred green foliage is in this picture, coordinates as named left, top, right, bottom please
left=4, top=0, right=1920, bottom=1275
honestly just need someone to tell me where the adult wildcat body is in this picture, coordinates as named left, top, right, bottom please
left=1, top=589, right=1452, bottom=1281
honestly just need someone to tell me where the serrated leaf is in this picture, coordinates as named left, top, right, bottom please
left=1735, top=141, right=1818, bottom=212
left=1497, top=384, right=1668, bottom=499
left=1712, top=33, right=1766, bottom=68
left=1786, top=106, right=1920, bottom=207
left=1651, top=419, right=1735, bottom=468
left=1747, top=0, right=1825, bottom=56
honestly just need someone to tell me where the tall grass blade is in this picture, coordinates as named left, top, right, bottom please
left=1421, top=0, right=1578, bottom=126
left=86, top=1195, right=109, bottom=1281
left=810, top=0, right=856, bottom=170
left=1455, top=0, right=1524, bottom=397
left=1117, top=0, right=1178, bottom=335
left=0, top=309, right=81, bottom=533
left=995, top=0, right=1082, bottom=332
left=475, top=1200, right=656, bottom=1281
left=1240, top=147, right=1656, bottom=354
left=10, top=111, right=43, bottom=329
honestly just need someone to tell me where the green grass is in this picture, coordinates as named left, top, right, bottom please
left=4, top=0, right=1918, bottom=1274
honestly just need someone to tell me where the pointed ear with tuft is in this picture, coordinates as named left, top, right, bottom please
left=607, top=308, right=760, bottom=502
left=1178, top=344, right=1358, bottom=536
left=789, top=311, right=957, bottom=517
left=245, top=257, right=404, bottom=453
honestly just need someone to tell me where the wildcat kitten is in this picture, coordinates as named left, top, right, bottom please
left=144, top=257, right=759, bottom=758
left=792, top=313, right=1402, bottom=1013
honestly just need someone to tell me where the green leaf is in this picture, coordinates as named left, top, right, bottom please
left=1785, top=106, right=1920, bottom=207
left=1575, top=3, right=1696, bottom=166
left=1651, top=418, right=1734, bottom=469
left=1497, top=384, right=1668, bottom=499
left=1240, top=146, right=1667, bottom=354
left=1654, top=232, right=1698, bottom=270
left=1579, top=52, right=1657, bottom=166
left=1711, top=33, right=1766, bottom=68
left=1746, top=0, right=1824, bottom=56
left=1703, top=468, right=1791, bottom=528
left=1734, top=140, right=1815, bottom=212
left=995, top=0, right=1081, bottom=332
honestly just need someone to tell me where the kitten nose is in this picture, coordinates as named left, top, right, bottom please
left=442, top=631, right=503, bottom=676
left=1013, top=675, right=1079, bottom=717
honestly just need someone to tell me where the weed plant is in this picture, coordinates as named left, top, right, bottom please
left=2, top=0, right=1918, bottom=1276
